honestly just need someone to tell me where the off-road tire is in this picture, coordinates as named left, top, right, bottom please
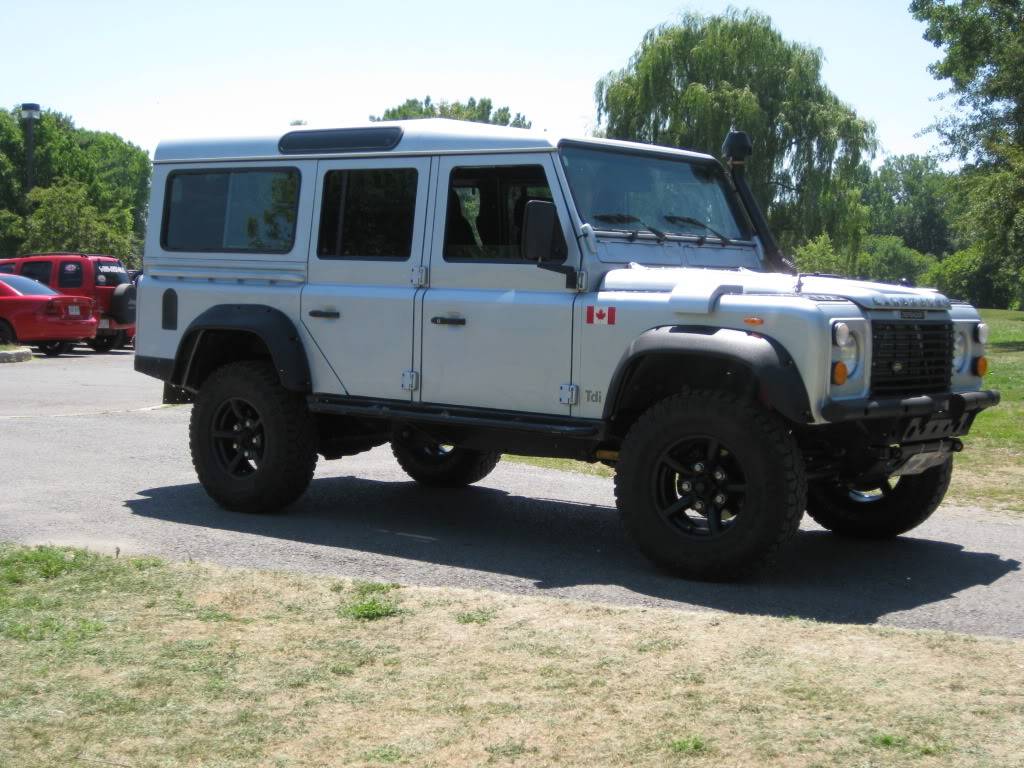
left=87, top=335, right=118, bottom=353
left=37, top=341, right=74, bottom=357
left=391, top=437, right=501, bottom=488
left=615, top=390, right=806, bottom=580
left=190, top=360, right=317, bottom=513
left=806, top=458, right=952, bottom=539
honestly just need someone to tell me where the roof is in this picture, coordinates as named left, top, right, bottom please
left=152, top=118, right=718, bottom=164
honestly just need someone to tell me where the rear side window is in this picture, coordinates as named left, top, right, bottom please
left=58, top=261, right=84, bottom=288
left=162, top=168, right=300, bottom=253
left=317, top=168, right=418, bottom=259
left=0, top=263, right=14, bottom=274
left=94, top=261, right=130, bottom=286
left=20, top=261, right=52, bottom=285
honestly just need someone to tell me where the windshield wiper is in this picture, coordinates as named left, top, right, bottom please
left=592, top=212, right=666, bottom=241
left=662, top=214, right=733, bottom=246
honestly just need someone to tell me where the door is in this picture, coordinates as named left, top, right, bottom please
left=302, top=156, right=433, bottom=399
left=419, top=153, right=579, bottom=415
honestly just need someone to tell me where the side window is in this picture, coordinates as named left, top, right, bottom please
left=162, top=168, right=300, bottom=253
left=317, top=168, right=417, bottom=259
left=443, top=165, right=565, bottom=262
left=0, top=264, right=14, bottom=274
left=20, top=261, right=52, bottom=285
left=58, top=261, right=84, bottom=288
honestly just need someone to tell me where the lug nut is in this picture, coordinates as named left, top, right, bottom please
left=693, top=462, right=706, bottom=473
left=233, top=424, right=240, bottom=432
left=680, top=481, right=693, bottom=492
left=693, top=500, right=705, bottom=512
left=712, top=469, right=726, bottom=481
left=714, top=494, right=727, bottom=506
left=232, top=443, right=238, bottom=449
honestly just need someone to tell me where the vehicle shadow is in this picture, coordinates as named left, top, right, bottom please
left=127, top=474, right=1020, bottom=626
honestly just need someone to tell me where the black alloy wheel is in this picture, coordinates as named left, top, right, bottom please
left=653, top=436, right=747, bottom=538
left=211, top=397, right=266, bottom=478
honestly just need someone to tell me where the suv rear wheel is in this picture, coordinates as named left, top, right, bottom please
left=391, top=435, right=501, bottom=487
left=87, top=335, right=118, bottom=353
left=806, top=459, right=952, bottom=539
left=615, top=390, right=806, bottom=580
left=37, top=341, right=74, bottom=357
left=190, top=360, right=317, bottom=513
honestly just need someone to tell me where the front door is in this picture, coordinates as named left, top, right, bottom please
left=419, top=153, right=579, bottom=415
left=302, top=156, right=433, bottom=399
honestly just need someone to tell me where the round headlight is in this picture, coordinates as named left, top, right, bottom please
left=976, top=323, right=989, bottom=344
left=952, top=331, right=968, bottom=373
left=833, top=322, right=851, bottom=347
left=838, top=331, right=860, bottom=377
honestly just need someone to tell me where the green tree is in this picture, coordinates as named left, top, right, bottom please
left=22, top=181, right=134, bottom=263
left=857, top=234, right=938, bottom=285
left=911, top=0, right=1024, bottom=161
left=861, top=155, right=954, bottom=256
left=793, top=234, right=851, bottom=275
left=371, top=96, right=531, bottom=128
left=595, top=10, right=876, bottom=253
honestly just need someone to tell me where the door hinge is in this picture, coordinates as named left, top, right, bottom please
left=410, top=266, right=429, bottom=288
left=559, top=383, right=579, bottom=406
left=576, top=270, right=588, bottom=292
left=401, top=370, right=420, bottom=391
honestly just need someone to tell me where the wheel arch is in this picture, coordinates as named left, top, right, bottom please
left=172, top=305, right=310, bottom=393
left=603, top=326, right=812, bottom=435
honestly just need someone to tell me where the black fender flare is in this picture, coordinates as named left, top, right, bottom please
left=603, top=326, right=812, bottom=424
left=174, top=304, right=310, bottom=392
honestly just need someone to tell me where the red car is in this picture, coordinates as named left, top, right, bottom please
left=0, top=253, right=136, bottom=351
left=0, top=273, right=98, bottom=356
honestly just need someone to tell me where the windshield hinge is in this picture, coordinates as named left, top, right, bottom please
left=559, top=383, right=579, bottom=406
left=410, top=266, right=428, bottom=288
left=575, top=270, right=588, bottom=292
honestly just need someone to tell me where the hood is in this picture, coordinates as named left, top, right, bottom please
left=601, top=265, right=952, bottom=314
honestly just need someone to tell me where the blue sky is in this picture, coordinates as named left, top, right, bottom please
left=3, top=0, right=950, bottom=161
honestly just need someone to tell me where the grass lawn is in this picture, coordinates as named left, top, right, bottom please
left=2, top=544, right=1023, bottom=767
left=511, top=308, right=1024, bottom=514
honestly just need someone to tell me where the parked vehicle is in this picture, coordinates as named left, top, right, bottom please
left=134, top=119, right=999, bottom=579
left=0, top=273, right=97, bottom=355
left=0, top=253, right=136, bottom=351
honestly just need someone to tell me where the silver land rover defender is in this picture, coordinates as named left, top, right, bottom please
left=135, top=119, right=999, bottom=579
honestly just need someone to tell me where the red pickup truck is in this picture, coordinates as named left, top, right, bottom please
left=0, top=253, right=136, bottom=351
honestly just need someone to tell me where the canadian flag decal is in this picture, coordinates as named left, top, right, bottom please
left=586, top=305, right=617, bottom=325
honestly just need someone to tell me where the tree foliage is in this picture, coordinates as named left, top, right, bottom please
left=595, top=10, right=876, bottom=253
left=371, top=96, right=531, bottom=128
left=0, top=107, right=150, bottom=262
left=860, top=154, right=954, bottom=256
left=911, top=0, right=1024, bottom=161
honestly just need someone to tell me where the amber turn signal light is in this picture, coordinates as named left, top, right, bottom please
left=831, top=361, right=849, bottom=386
left=973, top=356, right=988, bottom=376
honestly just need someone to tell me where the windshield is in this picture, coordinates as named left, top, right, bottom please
left=559, top=144, right=753, bottom=242
left=0, top=274, right=58, bottom=296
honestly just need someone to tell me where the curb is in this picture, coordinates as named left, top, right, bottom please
left=0, top=346, right=33, bottom=364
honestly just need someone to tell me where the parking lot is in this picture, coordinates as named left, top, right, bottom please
left=1, top=350, right=1022, bottom=638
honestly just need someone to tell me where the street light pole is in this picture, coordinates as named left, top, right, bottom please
left=20, top=103, right=41, bottom=194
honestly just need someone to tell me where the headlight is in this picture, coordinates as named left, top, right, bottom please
left=952, top=331, right=968, bottom=373
left=837, top=331, right=860, bottom=377
left=976, top=323, right=989, bottom=344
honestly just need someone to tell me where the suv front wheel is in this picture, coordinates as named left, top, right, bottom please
left=190, top=361, right=317, bottom=513
left=615, top=390, right=806, bottom=580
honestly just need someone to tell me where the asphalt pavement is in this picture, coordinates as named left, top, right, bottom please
left=1, top=351, right=1021, bottom=638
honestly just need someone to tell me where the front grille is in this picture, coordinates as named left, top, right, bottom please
left=870, top=320, right=952, bottom=397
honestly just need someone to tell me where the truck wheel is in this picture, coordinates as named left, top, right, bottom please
left=615, top=391, right=806, bottom=580
left=37, top=341, right=74, bottom=357
left=87, top=335, right=118, bottom=353
left=391, top=436, right=501, bottom=487
left=807, top=459, right=952, bottom=539
left=190, top=360, right=317, bottom=513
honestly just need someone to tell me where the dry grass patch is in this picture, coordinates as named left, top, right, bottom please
left=2, top=544, right=1023, bottom=767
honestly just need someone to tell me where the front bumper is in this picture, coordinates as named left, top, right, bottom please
left=821, top=390, right=1000, bottom=423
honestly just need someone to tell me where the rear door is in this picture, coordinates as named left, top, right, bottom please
left=418, top=153, right=579, bottom=415
left=301, top=156, right=433, bottom=399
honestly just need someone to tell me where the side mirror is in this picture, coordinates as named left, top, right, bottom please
left=521, top=200, right=558, bottom=262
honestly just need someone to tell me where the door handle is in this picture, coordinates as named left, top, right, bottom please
left=431, top=316, right=466, bottom=326
left=309, top=309, right=340, bottom=319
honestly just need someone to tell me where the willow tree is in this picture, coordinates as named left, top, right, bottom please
left=596, top=10, right=876, bottom=252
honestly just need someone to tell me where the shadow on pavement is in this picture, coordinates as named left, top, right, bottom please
left=127, top=473, right=1020, bottom=626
